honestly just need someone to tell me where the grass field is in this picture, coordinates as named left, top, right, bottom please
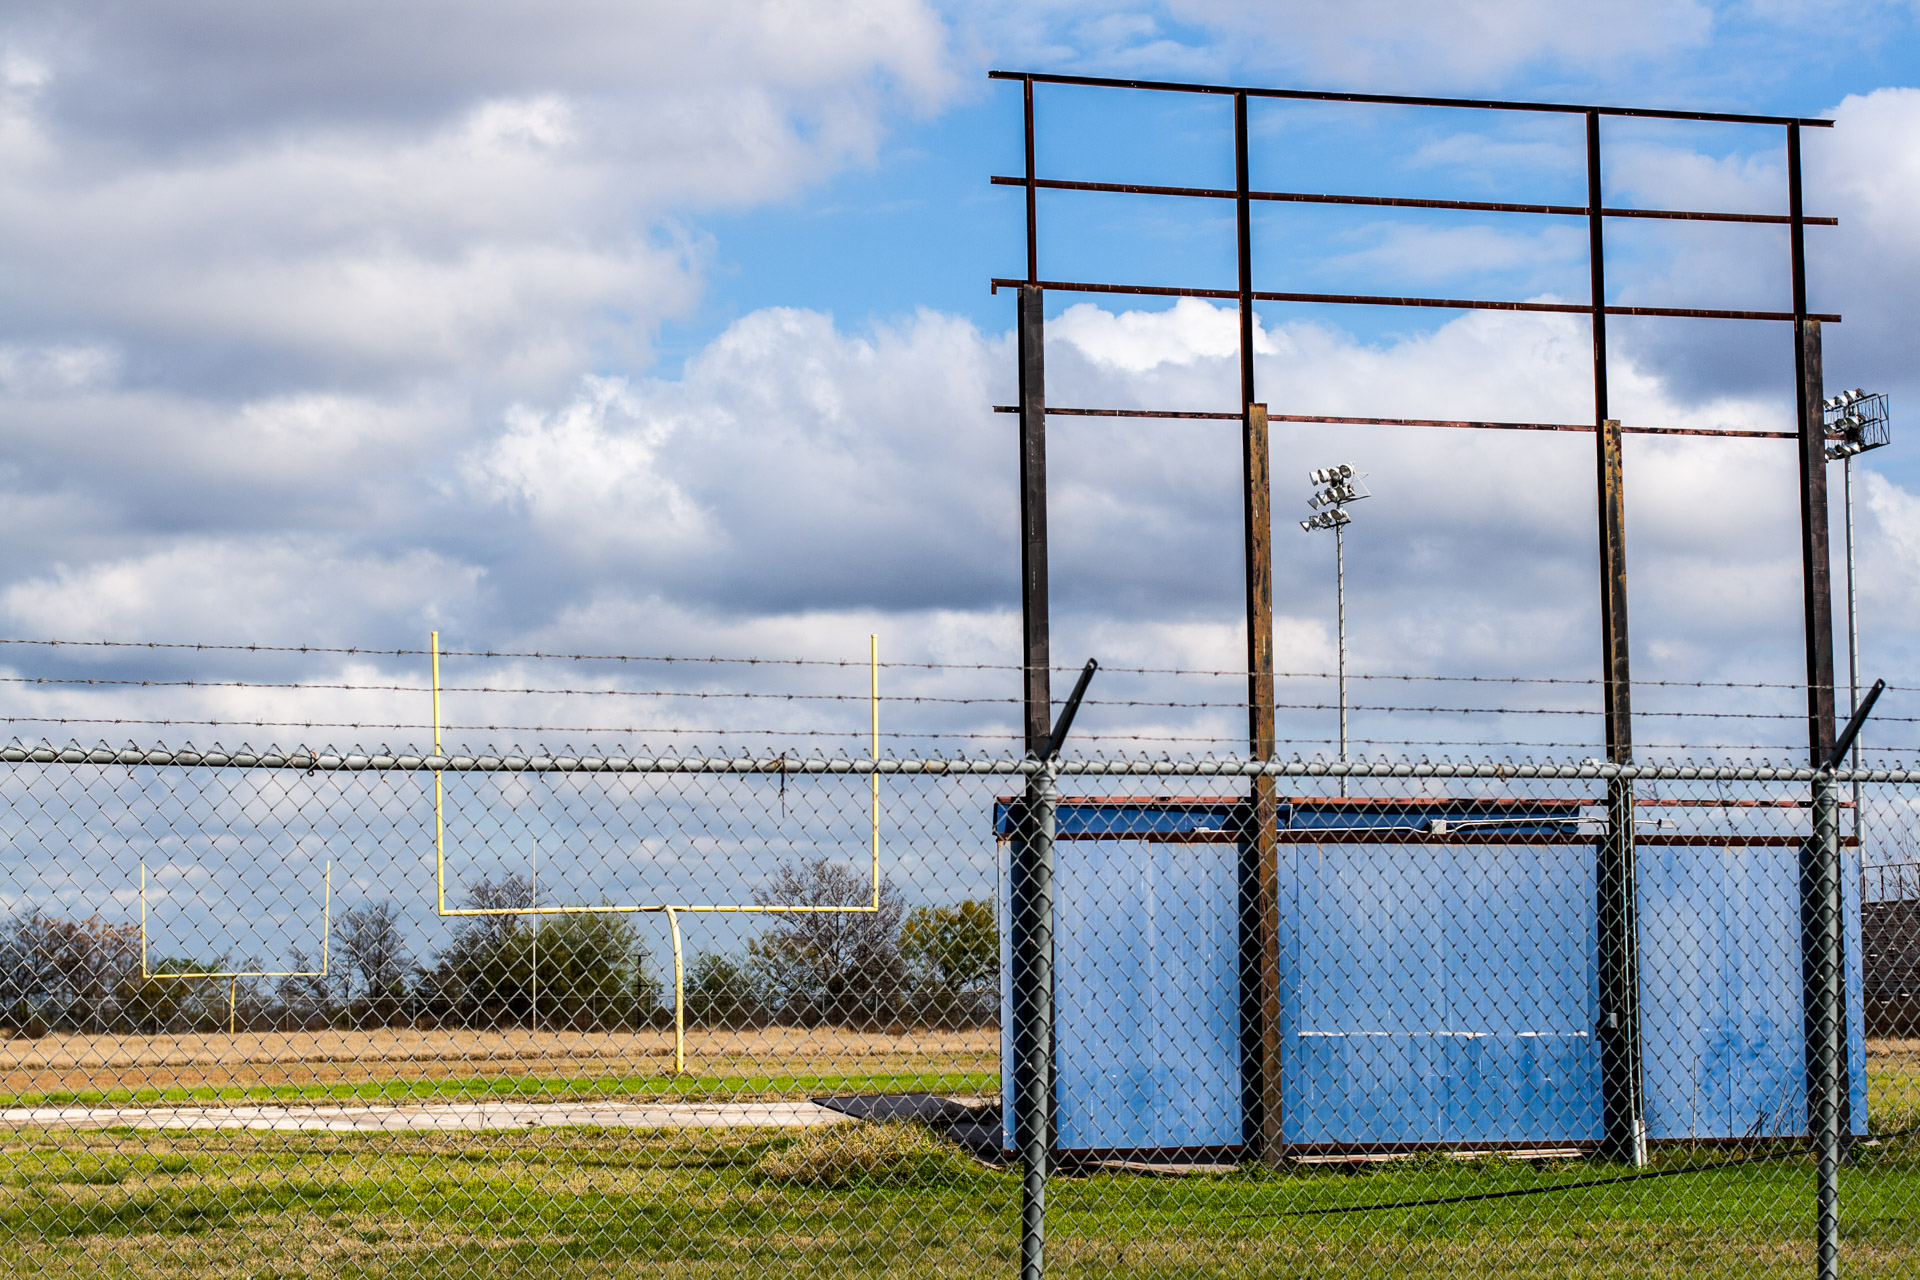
left=2, top=1124, right=1917, bottom=1278
left=2, top=1034, right=1916, bottom=1276
left=0, top=1027, right=999, bottom=1107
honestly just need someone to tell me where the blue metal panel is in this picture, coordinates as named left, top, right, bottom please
left=1046, top=838, right=1240, bottom=1149
left=1845, top=842, right=1869, bottom=1134
left=1280, top=840, right=1601, bottom=1145
left=1639, top=843, right=1805, bottom=1139
left=998, top=798, right=1870, bottom=1152
left=1638, top=842, right=1868, bottom=1139
left=997, top=802, right=1241, bottom=1153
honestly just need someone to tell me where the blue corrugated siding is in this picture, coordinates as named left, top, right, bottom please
left=1001, top=831, right=1241, bottom=1151
left=998, top=799, right=1870, bottom=1152
left=1280, top=840, right=1602, bottom=1145
left=1638, top=841, right=1869, bottom=1139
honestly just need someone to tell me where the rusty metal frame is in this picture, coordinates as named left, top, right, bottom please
left=991, top=69, right=1845, bottom=1192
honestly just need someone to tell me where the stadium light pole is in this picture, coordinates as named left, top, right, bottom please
left=1302, top=464, right=1370, bottom=791
left=1824, top=389, right=1891, bottom=854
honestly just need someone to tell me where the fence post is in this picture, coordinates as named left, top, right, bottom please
left=1810, top=773, right=1844, bottom=1280
left=1012, top=760, right=1057, bottom=1280
left=1598, top=769, right=1647, bottom=1167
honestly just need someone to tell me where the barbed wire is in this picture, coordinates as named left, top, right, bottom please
left=0, top=639, right=1887, bottom=692
left=1, top=674, right=1880, bottom=720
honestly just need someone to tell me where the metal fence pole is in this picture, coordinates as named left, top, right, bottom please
left=1598, top=771, right=1647, bottom=1166
left=1810, top=772, right=1844, bottom=1280
left=1012, top=760, right=1057, bottom=1280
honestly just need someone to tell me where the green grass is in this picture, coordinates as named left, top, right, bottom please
left=2, top=1124, right=1916, bottom=1278
left=0, top=1070, right=1000, bottom=1111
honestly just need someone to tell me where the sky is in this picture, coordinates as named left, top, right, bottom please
left=0, top=0, right=1916, bottom=751
left=4, top=1, right=1920, bottom=948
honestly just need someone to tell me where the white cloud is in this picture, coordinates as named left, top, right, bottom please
left=1, top=541, right=484, bottom=641
left=463, top=378, right=713, bottom=561
left=0, top=290, right=1912, bottom=763
left=463, top=306, right=1010, bottom=606
left=1050, top=296, right=1257, bottom=373
left=0, top=343, right=117, bottom=395
left=0, top=2, right=958, bottom=391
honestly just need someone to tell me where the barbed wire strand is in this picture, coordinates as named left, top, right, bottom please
left=5, top=675, right=1894, bottom=721
left=0, top=639, right=1889, bottom=693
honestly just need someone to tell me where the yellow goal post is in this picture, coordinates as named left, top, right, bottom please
left=138, top=860, right=331, bottom=1034
left=428, top=632, right=886, bottom=1073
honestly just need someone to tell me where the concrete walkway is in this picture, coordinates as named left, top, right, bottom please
left=2, top=1099, right=851, bottom=1133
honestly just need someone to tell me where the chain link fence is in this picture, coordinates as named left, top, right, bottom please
left=0, top=744, right=1916, bottom=1276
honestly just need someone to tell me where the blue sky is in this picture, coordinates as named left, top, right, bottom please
left=0, top=0, right=1918, bottom=765
left=7, top=0, right=1920, bottom=955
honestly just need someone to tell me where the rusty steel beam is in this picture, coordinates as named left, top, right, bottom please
left=988, top=405, right=1798, bottom=439
left=1790, top=121, right=1847, bottom=1266
left=1588, top=109, right=1648, bottom=1171
left=987, top=277, right=1841, bottom=323
left=988, top=69, right=1836, bottom=127
left=1017, top=286, right=1050, bottom=759
left=1235, top=90, right=1285, bottom=1166
left=1594, top=418, right=1647, bottom=1171
left=988, top=175, right=1838, bottom=226
left=1022, top=78, right=1038, bottom=285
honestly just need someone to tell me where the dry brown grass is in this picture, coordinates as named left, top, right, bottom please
left=754, top=1121, right=982, bottom=1188
left=0, top=1025, right=998, bottom=1098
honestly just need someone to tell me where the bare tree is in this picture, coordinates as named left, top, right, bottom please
left=2, top=909, right=142, bottom=1031
left=456, top=875, right=533, bottom=949
left=428, top=875, right=533, bottom=1027
left=277, top=947, right=338, bottom=1027
left=749, top=858, right=905, bottom=1026
left=337, top=901, right=414, bottom=1017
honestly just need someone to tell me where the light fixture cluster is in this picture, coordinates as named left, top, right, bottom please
left=1301, top=463, right=1369, bottom=532
left=1823, top=388, right=1890, bottom=461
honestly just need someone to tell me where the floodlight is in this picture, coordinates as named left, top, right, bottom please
left=1823, top=388, right=1891, bottom=461
left=1303, top=461, right=1371, bottom=794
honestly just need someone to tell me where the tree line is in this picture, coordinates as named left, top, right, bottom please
left=1, top=856, right=995, bottom=1035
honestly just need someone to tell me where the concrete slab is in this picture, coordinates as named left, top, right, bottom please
left=1, top=1099, right=853, bottom=1133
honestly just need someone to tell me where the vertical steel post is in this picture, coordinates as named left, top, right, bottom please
left=1791, top=118, right=1845, bottom=1280
left=1012, top=761, right=1058, bottom=1280
left=1019, top=75, right=1049, bottom=758
left=1588, top=110, right=1647, bottom=1168
left=1810, top=774, right=1844, bottom=1280
left=1019, top=285, right=1051, bottom=758
left=1235, top=91, right=1283, bottom=1161
left=1024, top=75, right=1039, bottom=287
left=1014, top=81, right=1053, bottom=1276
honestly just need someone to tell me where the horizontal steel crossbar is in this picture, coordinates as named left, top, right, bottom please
left=988, top=175, right=1838, bottom=227
left=988, top=69, right=1837, bottom=128
left=988, top=277, right=1842, bottom=324
left=987, top=405, right=1797, bottom=440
